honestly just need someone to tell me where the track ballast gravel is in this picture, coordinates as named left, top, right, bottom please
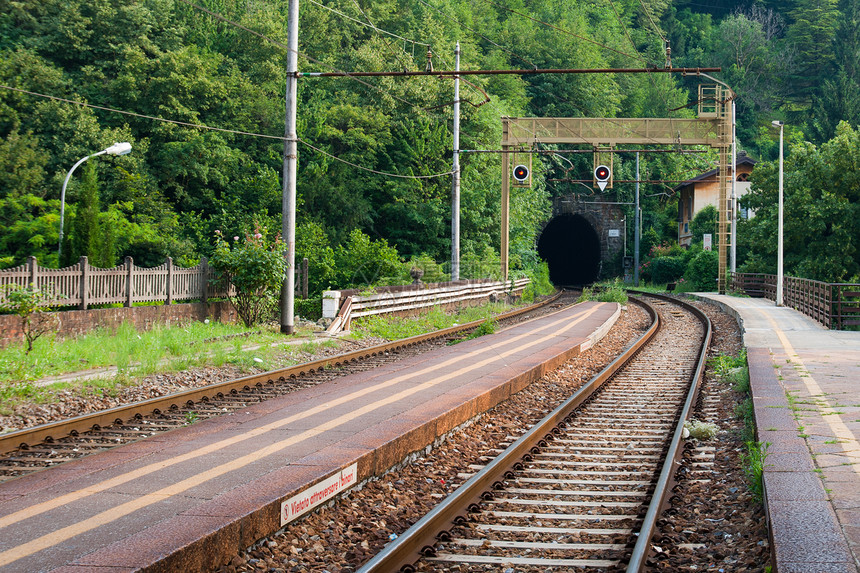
left=217, top=297, right=770, bottom=573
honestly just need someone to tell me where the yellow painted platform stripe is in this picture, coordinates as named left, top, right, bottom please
left=0, top=303, right=608, bottom=566
left=759, top=310, right=860, bottom=475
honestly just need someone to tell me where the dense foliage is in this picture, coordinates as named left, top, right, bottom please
left=1, top=0, right=858, bottom=290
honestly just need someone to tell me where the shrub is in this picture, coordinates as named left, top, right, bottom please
left=521, top=262, right=554, bottom=302
left=294, top=297, right=323, bottom=321
left=685, top=249, right=719, bottom=291
left=333, top=229, right=404, bottom=288
left=210, top=226, right=287, bottom=327
left=0, top=284, right=58, bottom=354
left=650, top=256, right=687, bottom=284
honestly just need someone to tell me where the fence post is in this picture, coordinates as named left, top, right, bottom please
left=201, top=256, right=209, bottom=305
left=834, top=284, right=840, bottom=330
left=125, top=256, right=134, bottom=307
left=80, top=256, right=89, bottom=310
left=301, top=257, right=309, bottom=299
left=27, top=255, right=37, bottom=288
left=165, top=256, right=174, bottom=305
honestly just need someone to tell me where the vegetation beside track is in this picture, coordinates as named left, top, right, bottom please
left=711, top=350, right=770, bottom=502
left=0, top=298, right=540, bottom=418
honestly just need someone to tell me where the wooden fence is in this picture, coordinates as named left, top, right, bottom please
left=1, top=255, right=314, bottom=310
left=0, top=256, right=230, bottom=309
left=729, top=272, right=860, bottom=329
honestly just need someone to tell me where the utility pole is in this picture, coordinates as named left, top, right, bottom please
left=451, top=42, right=461, bottom=281
left=280, top=0, right=299, bottom=335
left=730, top=100, right=737, bottom=274
left=634, top=152, right=641, bottom=287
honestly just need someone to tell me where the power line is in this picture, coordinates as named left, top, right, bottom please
left=178, top=0, right=496, bottom=149
left=0, top=85, right=455, bottom=180
left=176, top=0, right=417, bottom=108
left=298, top=138, right=453, bottom=179
left=0, top=85, right=288, bottom=140
left=638, top=0, right=669, bottom=45
left=301, top=66, right=718, bottom=77
left=605, top=0, right=673, bottom=113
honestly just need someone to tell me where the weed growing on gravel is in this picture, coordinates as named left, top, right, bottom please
left=741, top=440, right=770, bottom=503
left=457, top=317, right=497, bottom=343
left=578, top=280, right=628, bottom=304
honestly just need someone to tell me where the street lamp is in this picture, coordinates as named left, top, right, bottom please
left=771, top=121, right=784, bottom=306
left=58, top=142, right=132, bottom=263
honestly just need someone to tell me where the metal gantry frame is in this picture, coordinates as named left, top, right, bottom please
left=500, top=86, right=734, bottom=292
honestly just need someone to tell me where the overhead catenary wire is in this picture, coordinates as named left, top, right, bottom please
left=605, top=0, right=671, bottom=111
left=0, top=85, right=455, bottom=180
left=176, top=0, right=417, bottom=108
left=178, top=0, right=501, bottom=154
left=637, top=0, right=669, bottom=45
left=300, top=66, right=718, bottom=77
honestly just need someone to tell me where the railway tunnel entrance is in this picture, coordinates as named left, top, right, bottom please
left=537, top=213, right=602, bottom=286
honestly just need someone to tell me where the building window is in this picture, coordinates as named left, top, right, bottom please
left=684, top=222, right=689, bottom=233
left=737, top=173, right=749, bottom=181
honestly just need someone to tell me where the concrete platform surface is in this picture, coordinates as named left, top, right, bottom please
left=0, top=300, right=620, bottom=573
left=696, top=294, right=860, bottom=573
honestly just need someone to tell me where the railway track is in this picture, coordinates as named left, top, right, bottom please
left=358, top=292, right=711, bottom=572
left=0, top=291, right=572, bottom=482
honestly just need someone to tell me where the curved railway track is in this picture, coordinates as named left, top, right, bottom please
left=358, top=292, right=711, bottom=573
left=0, top=291, right=572, bottom=482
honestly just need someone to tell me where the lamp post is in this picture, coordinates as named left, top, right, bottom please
left=771, top=120, right=784, bottom=306
left=58, top=142, right=132, bottom=263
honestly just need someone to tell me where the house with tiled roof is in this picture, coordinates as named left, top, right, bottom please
left=675, top=152, right=757, bottom=247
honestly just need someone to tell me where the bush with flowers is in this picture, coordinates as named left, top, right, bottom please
left=210, top=225, right=287, bottom=327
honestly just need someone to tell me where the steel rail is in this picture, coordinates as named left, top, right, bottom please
left=357, top=295, right=661, bottom=573
left=625, top=291, right=712, bottom=572
left=0, top=292, right=563, bottom=457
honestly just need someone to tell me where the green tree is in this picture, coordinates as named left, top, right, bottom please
left=68, top=162, right=101, bottom=266
left=740, top=122, right=860, bottom=282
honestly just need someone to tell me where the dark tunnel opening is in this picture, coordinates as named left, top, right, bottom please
left=537, top=213, right=602, bottom=286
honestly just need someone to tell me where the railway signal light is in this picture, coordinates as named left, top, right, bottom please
left=594, top=165, right=611, bottom=191
left=513, top=164, right=530, bottom=183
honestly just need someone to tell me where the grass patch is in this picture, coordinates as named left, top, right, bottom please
left=578, top=279, right=628, bottom=304
left=0, top=320, right=283, bottom=385
left=710, top=350, right=749, bottom=392
left=352, top=303, right=511, bottom=341
left=740, top=441, right=771, bottom=503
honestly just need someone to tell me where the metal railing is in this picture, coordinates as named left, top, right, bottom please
left=729, top=272, right=860, bottom=329
left=323, top=278, right=531, bottom=334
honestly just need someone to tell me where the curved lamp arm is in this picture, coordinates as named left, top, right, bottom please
left=57, top=143, right=131, bottom=264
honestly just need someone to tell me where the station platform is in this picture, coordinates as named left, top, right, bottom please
left=0, top=300, right=620, bottom=573
left=695, top=294, right=860, bottom=573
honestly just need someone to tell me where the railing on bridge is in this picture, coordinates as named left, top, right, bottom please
left=729, top=272, right=860, bottom=329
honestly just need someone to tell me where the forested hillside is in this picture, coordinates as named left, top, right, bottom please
left=1, top=0, right=858, bottom=288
